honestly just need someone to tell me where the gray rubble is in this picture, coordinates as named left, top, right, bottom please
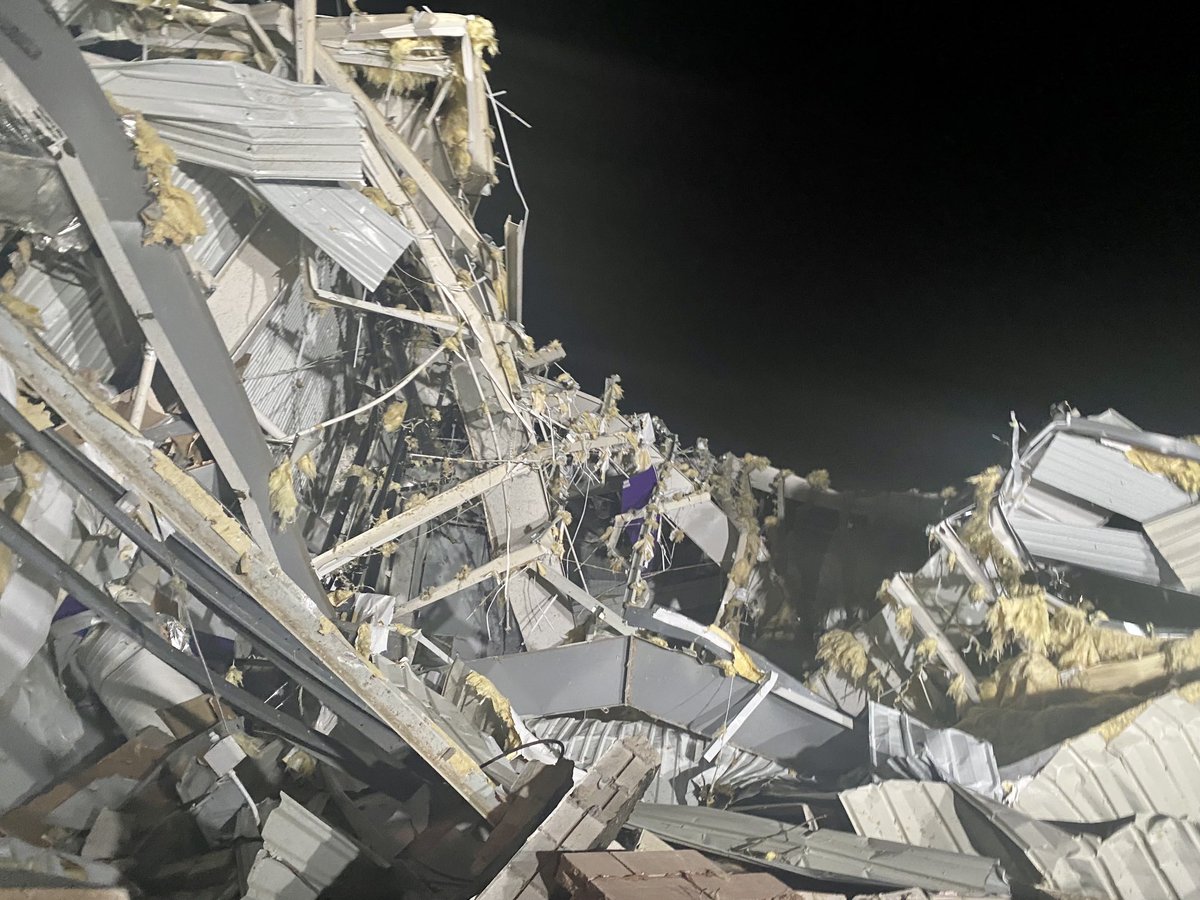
left=3, top=2, right=1200, bottom=899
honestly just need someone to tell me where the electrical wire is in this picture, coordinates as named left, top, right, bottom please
left=478, top=738, right=565, bottom=769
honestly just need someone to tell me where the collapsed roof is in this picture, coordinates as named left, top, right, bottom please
left=2, top=2, right=1200, bottom=898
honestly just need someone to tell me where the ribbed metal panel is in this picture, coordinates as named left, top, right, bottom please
left=1013, top=481, right=1110, bottom=527
left=526, top=714, right=793, bottom=806
left=249, top=181, right=413, bottom=291
left=260, top=793, right=358, bottom=891
left=868, top=702, right=1001, bottom=799
left=1014, top=691, right=1200, bottom=823
left=627, top=804, right=1009, bottom=896
left=840, top=781, right=976, bottom=854
left=11, top=261, right=139, bottom=380
left=1009, top=514, right=1164, bottom=583
left=1088, top=815, right=1200, bottom=899
left=240, top=275, right=349, bottom=436
left=957, top=788, right=1200, bottom=900
left=1031, top=433, right=1189, bottom=522
left=173, top=162, right=252, bottom=277
left=1144, top=503, right=1200, bottom=593
left=91, top=59, right=362, bottom=182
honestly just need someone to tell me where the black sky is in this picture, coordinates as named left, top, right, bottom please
left=350, top=3, right=1200, bottom=490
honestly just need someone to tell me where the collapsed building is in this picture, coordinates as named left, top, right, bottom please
left=2, top=2, right=1200, bottom=898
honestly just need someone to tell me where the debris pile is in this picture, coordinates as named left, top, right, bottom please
left=1, top=3, right=1199, bottom=898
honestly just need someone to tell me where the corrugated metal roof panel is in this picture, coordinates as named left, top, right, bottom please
left=91, top=59, right=362, bottom=182
left=240, top=274, right=348, bottom=436
left=868, top=702, right=1001, bottom=800
left=627, top=804, right=1010, bottom=896
left=954, top=787, right=1200, bottom=900
left=1012, top=481, right=1110, bottom=527
left=526, top=714, right=793, bottom=806
left=835, top=781, right=1200, bottom=900
left=1009, top=514, right=1165, bottom=583
left=1144, top=503, right=1200, bottom=593
left=840, top=782, right=976, bottom=855
left=1087, top=815, right=1200, bottom=900
left=1031, top=433, right=1189, bottom=522
left=469, top=636, right=856, bottom=775
left=1014, top=691, right=1200, bottom=823
left=173, top=162, right=252, bottom=277
left=12, top=261, right=139, bottom=380
left=249, top=181, right=412, bottom=291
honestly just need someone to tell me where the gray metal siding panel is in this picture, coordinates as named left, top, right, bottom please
left=1144, top=503, right=1200, bottom=593
left=1014, top=692, right=1200, bottom=823
left=840, top=782, right=977, bottom=854
left=174, top=162, right=252, bottom=277
left=627, top=804, right=1009, bottom=895
left=1031, top=433, right=1189, bottom=522
left=1009, top=514, right=1165, bottom=582
left=526, top=714, right=791, bottom=806
left=12, top=262, right=139, bottom=380
left=91, top=59, right=362, bottom=182
left=250, top=181, right=412, bottom=291
left=466, top=637, right=629, bottom=715
left=240, top=276, right=349, bottom=436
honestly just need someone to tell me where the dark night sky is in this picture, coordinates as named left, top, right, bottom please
left=354, top=3, right=1200, bottom=490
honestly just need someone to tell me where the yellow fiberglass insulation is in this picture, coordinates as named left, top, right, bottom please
left=358, top=38, right=442, bottom=93
left=115, top=102, right=206, bottom=248
left=0, top=452, right=45, bottom=593
left=727, top=529, right=760, bottom=589
left=915, top=636, right=939, bottom=662
left=465, top=17, right=499, bottom=63
left=817, top=629, right=869, bottom=684
left=985, top=587, right=1051, bottom=657
left=463, top=670, right=520, bottom=750
left=0, top=293, right=44, bottom=330
left=984, top=652, right=1061, bottom=703
left=195, top=49, right=248, bottom=62
left=1164, top=631, right=1200, bottom=673
left=360, top=186, right=398, bottom=216
left=354, top=623, right=374, bottom=659
left=1125, top=442, right=1200, bottom=494
left=959, top=687, right=1147, bottom=764
left=805, top=468, right=831, bottom=490
left=1048, top=605, right=1162, bottom=670
left=947, top=674, right=971, bottom=711
left=381, top=400, right=408, bottom=433
left=708, top=624, right=765, bottom=683
left=962, top=466, right=1021, bottom=588
left=295, top=453, right=317, bottom=481
left=1096, top=681, right=1200, bottom=742
left=267, top=460, right=299, bottom=527
left=143, top=179, right=208, bottom=247
left=328, top=587, right=355, bottom=607
left=439, top=83, right=473, bottom=181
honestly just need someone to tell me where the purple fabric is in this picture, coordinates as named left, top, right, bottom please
left=621, top=468, right=657, bottom=513
left=621, top=468, right=658, bottom=548
left=53, top=595, right=87, bottom=621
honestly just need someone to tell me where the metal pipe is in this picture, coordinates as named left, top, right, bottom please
left=128, top=344, right=156, bottom=430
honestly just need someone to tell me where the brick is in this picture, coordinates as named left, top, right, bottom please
left=583, top=875, right=707, bottom=900
left=611, top=850, right=721, bottom=878
left=685, top=872, right=797, bottom=900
